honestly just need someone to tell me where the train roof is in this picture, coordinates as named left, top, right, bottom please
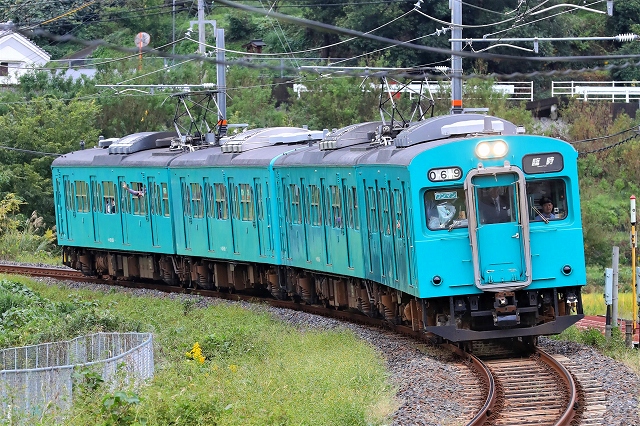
left=275, top=114, right=522, bottom=167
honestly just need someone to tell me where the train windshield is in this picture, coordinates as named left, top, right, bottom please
left=425, top=188, right=468, bottom=230
left=526, top=179, right=567, bottom=221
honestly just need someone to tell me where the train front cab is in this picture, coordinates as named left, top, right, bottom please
left=421, top=153, right=585, bottom=342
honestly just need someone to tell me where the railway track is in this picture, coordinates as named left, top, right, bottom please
left=2, top=264, right=604, bottom=425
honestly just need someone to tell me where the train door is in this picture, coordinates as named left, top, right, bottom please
left=180, top=177, right=192, bottom=250
left=118, top=176, right=129, bottom=245
left=58, top=176, right=72, bottom=240
left=341, top=179, right=353, bottom=269
left=264, top=180, right=274, bottom=255
left=379, top=183, right=395, bottom=280
left=465, top=167, right=531, bottom=291
left=254, top=178, right=266, bottom=257
left=148, top=177, right=160, bottom=247
left=89, top=176, right=100, bottom=243
left=299, top=178, right=310, bottom=262
left=392, top=186, right=408, bottom=286
left=204, top=180, right=215, bottom=252
left=365, top=184, right=381, bottom=277
left=320, top=178, right=331, bottom=265
left=228, top=177, right=238, bottom=254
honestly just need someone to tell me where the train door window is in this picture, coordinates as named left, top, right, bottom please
left=380, top=187, right=391, bottom=235
left=204, top=183, right=213, bottom=218
left=303, top=185, right=310, bottom=225
left=346, top=186, right=354, bottom=229
left=425, top=188, right=467, bottom=230
left=240, top=184, right=254, bottom=221
left=75, top=181, right=89, bottom=212
left=90, top=180, right=101, bottom=213
left=310, top=185, right=321, bottom=226
left=65, top=180, right=75, bottom=211
left=161, top=183, right=170, bottom=216
left=290, top=184, right=301, bottom=224
left=191, top=183, right=204, bottom=218
left=526, top=179, right=567, bottom=221
left=352, top=187, right=359, bottom=230
left=181, top=181, right=192, bottom=217
left=103, top=182, right=117, bottom=214
left=131, top=182, right=146, bottom=215
left=330, top=185, right=342, bottom=228
left=232, top=186, right=240, bottom=220
left=256, top=183, right=264, bottom=221
left=367, top=187, right=378, bottom=232
left=477, top=185, right=517, bottom=225
left=324, top=187, right=331, bottom=227
left=149, top=183, right=159, bottom=216
left=214, top=183, right=228, bottom=220
left=394, top=189, right=404, bottom=238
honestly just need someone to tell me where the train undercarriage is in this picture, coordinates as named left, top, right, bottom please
left=63, top=247, right=584, bottom=342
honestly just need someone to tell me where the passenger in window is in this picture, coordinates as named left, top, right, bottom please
left=535, top=197, right=556, bottom=221
left=122, top=182, right=145, bottom=197
left=479, top=187, right=511, bottom=224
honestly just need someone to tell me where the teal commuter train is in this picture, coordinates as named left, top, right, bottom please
left=52, top=114, right=586, bottom=342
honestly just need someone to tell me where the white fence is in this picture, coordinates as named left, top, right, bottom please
left=293, top=81, right=534, bottom=101
left=552, top=81, right=640, bottom=102
left=0, top=332, right=154, bottom=420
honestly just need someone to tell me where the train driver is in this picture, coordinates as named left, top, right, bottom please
left=535, top=197, right=556, bottom=221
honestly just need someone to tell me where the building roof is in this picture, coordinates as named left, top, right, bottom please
left=0, top=31, right=50, bottom=63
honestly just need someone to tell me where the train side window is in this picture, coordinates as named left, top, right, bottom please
left=330, top=185, right=342, bottom=228
left=75, top=181, right=89, bottom=212
left=310, top=185, right=321, bottom=226
left=525, top=179, right=567, bottom=221
left=290, top=184, right=301, bottom=224
left=240, top=184, right=254, bottom=221
left=191, top=183, right=204, bottom=218
left=346, top=186, right=354, bottom=229
left=425, top=188, right=468, bottom=230
left=131, top=182, right=146, bottom=215
left=148, top=183, right=159, bottom=216
left=103, top=182, right=117, bottom=214
left=205, top=183, right=214, bottom=218
left=214, top=183, right=228, bottom=220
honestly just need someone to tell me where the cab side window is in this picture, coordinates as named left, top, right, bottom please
left=526, top=179, right=567, bottom=221
left=425, top=188, right=467, bottom=230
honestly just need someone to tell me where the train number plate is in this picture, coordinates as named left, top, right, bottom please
left=428, top=167, right=462, bottom=182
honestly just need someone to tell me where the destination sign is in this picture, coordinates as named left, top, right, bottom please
left=522, top=152, right=564, bottom=174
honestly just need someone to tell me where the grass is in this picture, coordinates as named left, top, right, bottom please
left=0, top=276, right=397, bottom=425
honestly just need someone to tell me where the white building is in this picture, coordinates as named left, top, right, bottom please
left=0, top=31, right=50, bottom=85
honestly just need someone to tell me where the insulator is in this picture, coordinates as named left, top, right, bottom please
left=615, top=33, right=638, bottom=42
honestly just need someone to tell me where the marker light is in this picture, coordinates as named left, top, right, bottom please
left=475, top=140, right=509, bottom=159
left=562, top=265, right=572, bottom=275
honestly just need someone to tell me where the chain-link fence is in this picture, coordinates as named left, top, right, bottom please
left=0, top=332, right=154, bottom=419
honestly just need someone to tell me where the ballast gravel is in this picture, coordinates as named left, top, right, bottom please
left=18, top=276, right=640, bottom=425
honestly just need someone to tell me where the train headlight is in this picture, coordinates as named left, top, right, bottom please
left=492, top=140, right=508, bottom=156
left=476, top=142, right=491, bottom=158
left=475, top=140, right=508, bottom=159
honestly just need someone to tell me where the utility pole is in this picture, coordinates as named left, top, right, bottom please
left=172, top=0, right=175, bottom=61
left=450, top=0, right=463, bottom=114
left=216, top=27, right=226, bottom=120
left=198, top=0, right=206, bottom=55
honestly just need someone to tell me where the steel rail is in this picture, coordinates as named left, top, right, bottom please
left=443, top=344, right=497, bottom=426
left=536, top=348, right=578, bottom=426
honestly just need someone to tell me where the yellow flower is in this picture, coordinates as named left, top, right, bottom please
left=228, top=364, right=238, bottom=373
left=186, top=342, right=206, bottom=364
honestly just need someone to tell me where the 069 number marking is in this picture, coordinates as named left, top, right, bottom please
left=428, top=167, right=462, bottom=182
